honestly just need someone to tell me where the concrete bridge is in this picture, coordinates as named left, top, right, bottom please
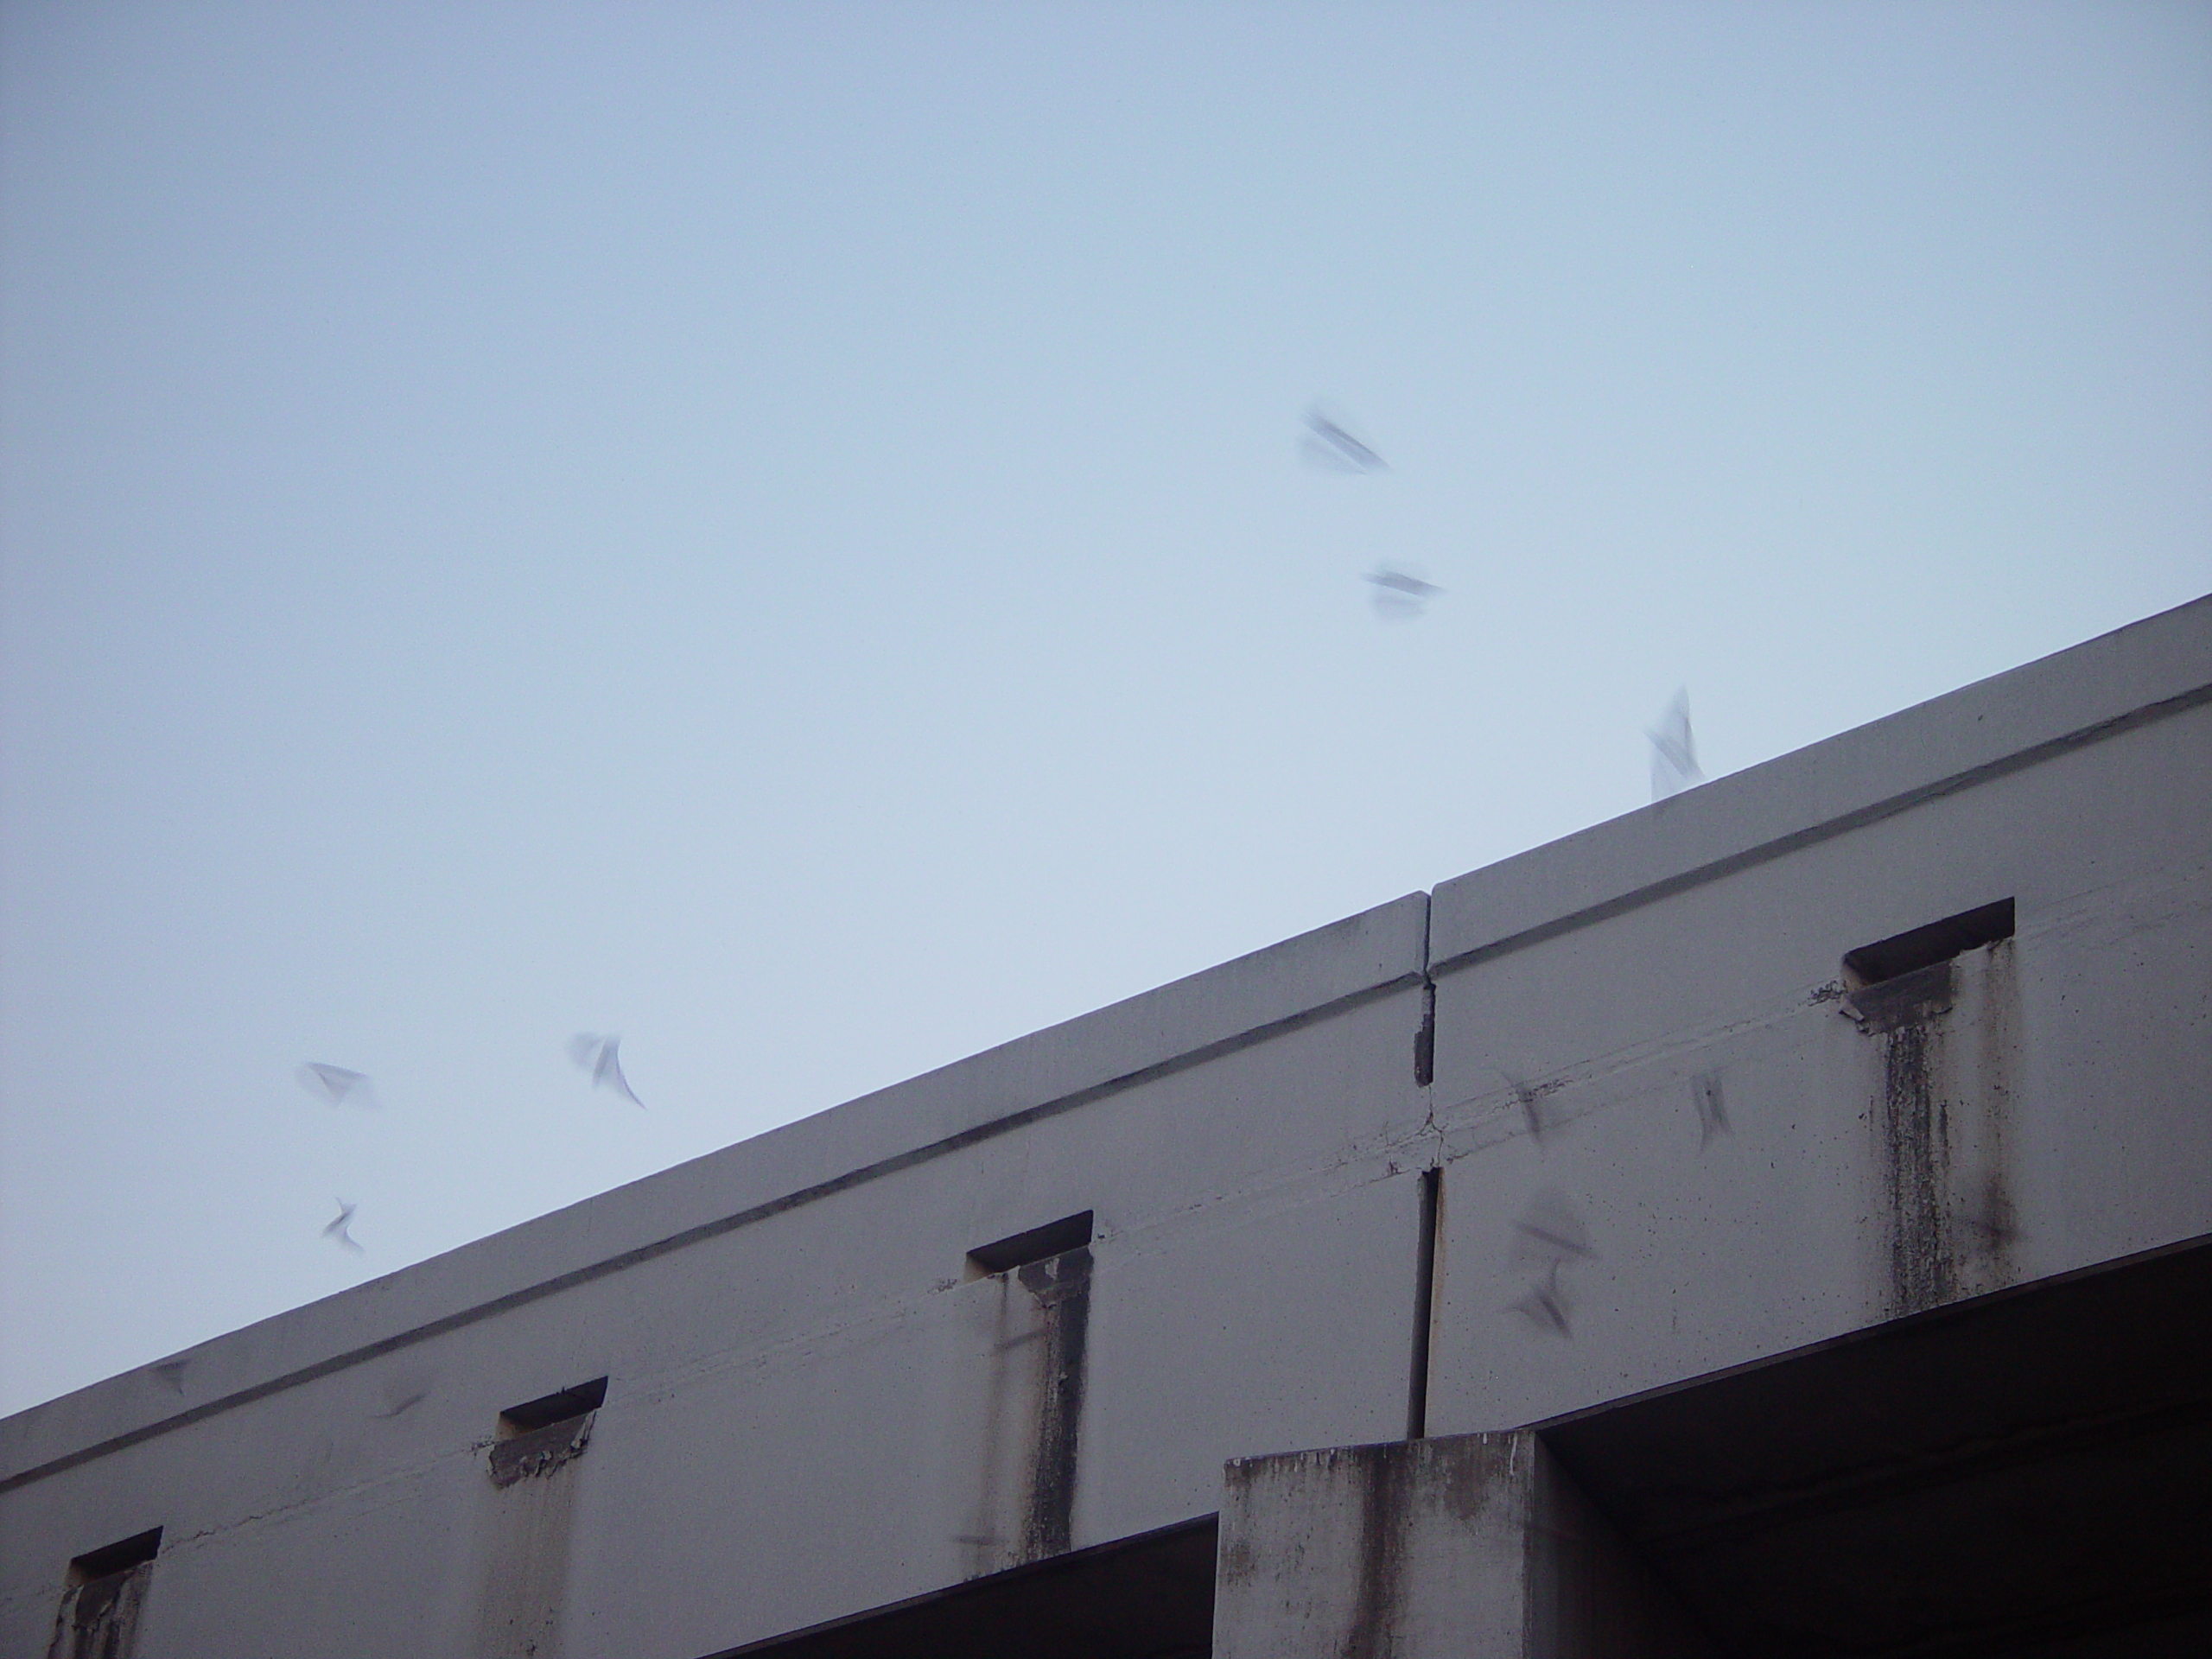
left=9, top=594, right=2210, bottom=1658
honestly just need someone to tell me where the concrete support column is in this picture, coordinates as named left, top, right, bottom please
left=1213, top=1432, right=1709, bottom=1659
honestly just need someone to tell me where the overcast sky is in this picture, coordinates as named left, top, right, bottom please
left=3, top=2, right=2207, bottom=1418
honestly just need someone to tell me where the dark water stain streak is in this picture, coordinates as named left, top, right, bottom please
left=1881, top=1018, right=1955, bottom=1315
left=1018, top=1246, right=1092, bottom=1560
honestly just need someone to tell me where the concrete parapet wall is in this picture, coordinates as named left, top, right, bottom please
left=3, top=594, right=2207, bottom=1659
left=1423, top=690, right=2212, bottom=1434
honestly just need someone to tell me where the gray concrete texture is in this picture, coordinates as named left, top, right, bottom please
left=1217, top=1433, right=1708, bottom=1659
left=3, top=594, right=2208, bottom=1658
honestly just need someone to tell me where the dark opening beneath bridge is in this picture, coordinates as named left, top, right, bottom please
left=1541, top=1233, right=2212, bottom=1656
left=708, top=1516, right=1215, bottom=1659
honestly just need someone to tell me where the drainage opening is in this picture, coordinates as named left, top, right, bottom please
left=490, top=1378, right=606, bottom=1487
left=61, top=1527, right=162, bottom=1643
left=966, top=1211, right=1093, bottom=1279
left=1845, top=899, right=2015, bottom=988
left=69, top=1529, right=162, bottom=1585
left=499, top=1376, right=607, bottom=1437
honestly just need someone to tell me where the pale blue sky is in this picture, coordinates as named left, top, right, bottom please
left=3, top=1, right=2208, bottom=1415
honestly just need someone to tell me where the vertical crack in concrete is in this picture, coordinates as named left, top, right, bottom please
left=1408, top=1170, right=1442, bottom=1440
left=1413, top=981, right=1437, bottom=1089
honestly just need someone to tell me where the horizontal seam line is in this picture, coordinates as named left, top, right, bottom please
left=0, top=970, right=1422, bottom=1494
left=1427, top=679, right=2212, bottom=979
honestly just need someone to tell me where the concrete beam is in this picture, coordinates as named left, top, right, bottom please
left=1215, top=1433, right=1710, bottom=1659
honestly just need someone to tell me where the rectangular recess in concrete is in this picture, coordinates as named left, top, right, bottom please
left=967, top=1212, right=1094, bottom=1278
left=499, top=1376, right=607, bottom=1435
left=1844, top=897, right=2015, bottom=987
left=67, top=1527, right=162, bottom=1582
left=491, top=1377, right=606, bottom=1487
left=54, top=1526, right=162, bottom=1659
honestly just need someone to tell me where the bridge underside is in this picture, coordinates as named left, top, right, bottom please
left=740, top=1235, right=2212, bottom=1659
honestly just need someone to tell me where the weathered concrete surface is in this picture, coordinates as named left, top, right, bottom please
left=0, top=890, right=1428, bottom=1494
left=1214, top=1433, right=1708, bottom=1659
left=42, top=1540, right=157, bottom=1659
left=1, top=594, right=2207, bottom=1658
left=1, top=899, right=1431, bottom=1659
left=1421, top=596, right=2212, bottom=1433
left=474, top=1408, right=594, bottom=1659
left=1427, top=589, right=2212, bottom=976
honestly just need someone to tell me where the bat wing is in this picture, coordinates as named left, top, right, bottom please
left=594, top=1039, right=645, bottom=1107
